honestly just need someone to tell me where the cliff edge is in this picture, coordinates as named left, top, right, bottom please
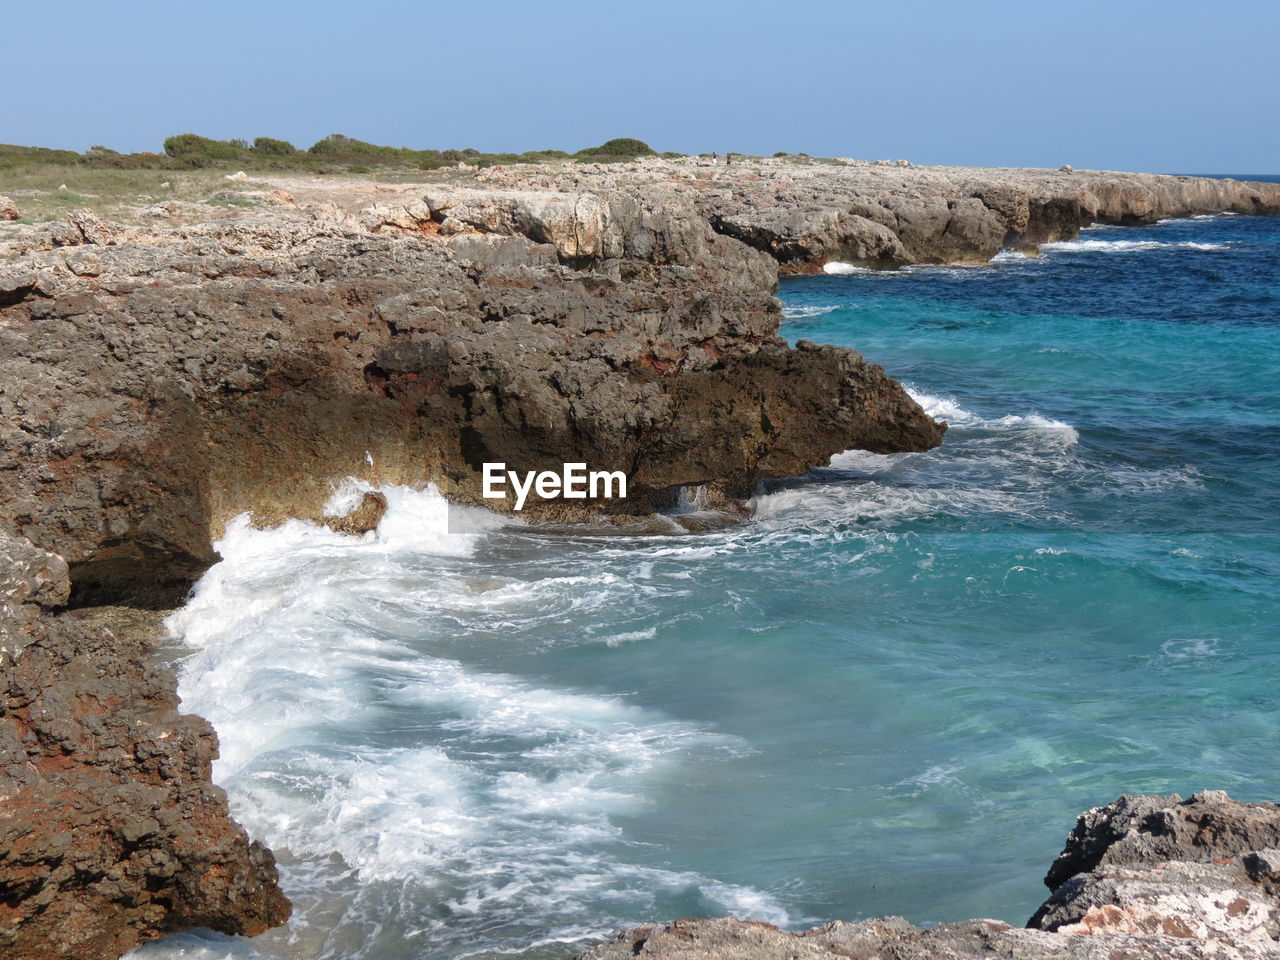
left=1, top=157, right=1278, bottom=957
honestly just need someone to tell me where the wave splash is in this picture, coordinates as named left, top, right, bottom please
left=157, top=484, right=789, bottom=959
left=907, top=389, right=1080, bottom=443
left=1041, top=239, right=1233, bottom=253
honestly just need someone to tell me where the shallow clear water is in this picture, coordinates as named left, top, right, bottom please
left=131, top=207, right=1280, bottom=960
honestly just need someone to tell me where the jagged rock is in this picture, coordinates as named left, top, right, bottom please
left=576, top=915, right=1280, bottom=959
left=322, top=490, right=389, bottom=535
left=52, top=209, right=119, bottom=246
left=0, top=194, right=19, bottom=221
left=4, top=161, right=1279, bottom=959
left=0, top=615, right=291, bottom=959
left=1042, top=791, right=1280, bottom=891
left=0, top=184, right=944, bottom=605
left=1030, top=860, right=1280, bottom=940
left=0, top=532, right=69, bottom=663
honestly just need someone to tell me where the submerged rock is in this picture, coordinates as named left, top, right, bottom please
left=323, top=489, right=389, bottom=535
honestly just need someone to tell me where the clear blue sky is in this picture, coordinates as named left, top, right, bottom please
left=7, top=0, right=1277, bottom=172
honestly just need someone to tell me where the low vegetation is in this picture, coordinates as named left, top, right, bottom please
left=0, top=134, right=675, bottom=175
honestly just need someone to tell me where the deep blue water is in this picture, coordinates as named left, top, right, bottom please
left=132, top=207, right=1280, bottom=960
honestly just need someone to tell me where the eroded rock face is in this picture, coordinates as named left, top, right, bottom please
left=0, top=534, right=290, bottom=959
left=1031, top=861, right=1279, bottom=941
left=0, top=532, right=69, bottom=662
left=3, top=161, right=1278, bottom=959
left=1041, top=791, right=1280, bottom=891
left=0, top=184, right=945, bottom=605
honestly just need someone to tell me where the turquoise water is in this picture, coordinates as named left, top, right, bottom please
left=132, top=209, right=1280, bottom=960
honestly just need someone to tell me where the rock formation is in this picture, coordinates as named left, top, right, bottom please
left=581, top=792, right=1280, bottom=960
left=2, top=157, right=1279, bottom=958
left=0, top=171, right=947, bottom=608
left=0, top=532, right=290, bottom=960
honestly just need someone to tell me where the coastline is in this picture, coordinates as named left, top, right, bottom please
left=3, top=156, right=1280, bottom=958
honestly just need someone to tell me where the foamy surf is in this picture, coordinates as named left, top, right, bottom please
left=1041, top=238, right=1233, bottom=253
left=154, top=483, right=790, bottom=959
left=906, top=388, right=1079, bottom=443
left=821, top=261, right=869, bottom=274
left=781, top=304, right=840, bottom=319
left=989, top=250, right=1032, bottom=263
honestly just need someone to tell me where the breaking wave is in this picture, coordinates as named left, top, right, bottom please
left=1041, top=239, right=1233, bottom=253
left=152, top=485, right=790, bottom=959
left=782, top=304, right=839, bottom=320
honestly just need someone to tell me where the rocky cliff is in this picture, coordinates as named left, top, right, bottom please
left=0, top=534, right=289, bottom=959
left=2, top=157, right=1278, bottom=957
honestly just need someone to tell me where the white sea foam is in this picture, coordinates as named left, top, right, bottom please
left=905, top=388, right=1079, bottom=443
left=742, top=383, right=1087, bottom=532
left=1159, top=212, right=1240, bottom=223
left=1160, top=638, right=1223, bottom=661
left=781, top=304, right=840, bottom=319
left=1041, top=239, right=1233, bottom=253
left=990, top=249, right=1032, bottom=263
left=822, top=261, right=869, bottom=274
left=160, top=484, right=789, bottom=957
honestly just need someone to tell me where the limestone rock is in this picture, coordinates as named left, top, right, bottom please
left=0, top=194, right=19, bottom=221
left=0, top=185, right=944, bottom=605
left=54, top=209, right=119, bottom=246
left=1042, top=791, right=1280, bottom=891
left=577, top=915, right=1280, bottom=960
left=1031, top=860, right=1280, bottom=941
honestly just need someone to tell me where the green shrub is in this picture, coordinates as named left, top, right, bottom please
left=253, top=136, right=295, bottom=155
left=576, top=137, right=655, bottom=157
left=163, top=133, right=247, bottom=160
left=0, top=143, right=81, bottom=168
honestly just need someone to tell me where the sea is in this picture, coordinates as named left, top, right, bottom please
left=130, top=183, right=1280, bottom=960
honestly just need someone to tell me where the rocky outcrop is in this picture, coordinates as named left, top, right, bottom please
left=1031, top=860, right=1279, bottom=941
left=581, top=792, right=1280, bottom=960
left=0, top=532, right=290, bottom=960
left=7, top=161, right=1274, bottom=605
left=0, top=196, right=18, bottom=222
left=3, top=158, right=1278, bottom=958
left=0, top=179, right=945, bottom=606
left=694, top=165, right=1280, bottom=270
left=1041, top=791, right=1280, bottom=891
left=579, top=914, right=1280, bottom=960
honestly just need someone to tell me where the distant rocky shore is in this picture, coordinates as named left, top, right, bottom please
left=2, top=156, right=1279, bottom=958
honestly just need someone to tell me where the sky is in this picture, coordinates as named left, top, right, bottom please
left=5, top=0, right=1278, bottom=173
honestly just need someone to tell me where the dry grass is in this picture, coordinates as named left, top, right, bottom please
left=0, top=167, right=267, bottom=223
